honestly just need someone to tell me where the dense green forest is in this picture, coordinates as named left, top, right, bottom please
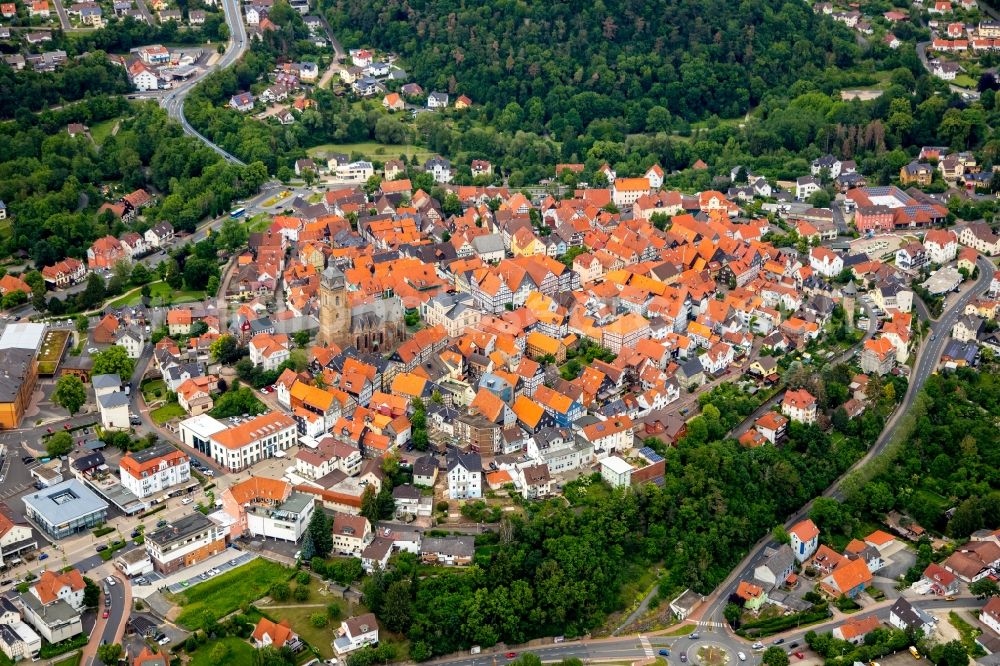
left=354, top=364, right=901, bottom=659
left=0, top=53, right=130, bottom=118
left=0, top=100, right=267, bottom=271
left=838, top=367, right=1000, bottom=541
left=323, top=0, right=899, bottom=128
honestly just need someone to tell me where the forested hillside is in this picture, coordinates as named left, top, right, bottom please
left=324, top=0, right=870, bottom=128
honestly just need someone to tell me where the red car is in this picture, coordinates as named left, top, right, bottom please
left=46, top=428, right=52, bottom=433
left=102, top=610, right=109, bottom=619
left=505, top=653, right=516, bottom=659
left=63, top=424, right=69, bottom=430
left=794, top=653, right=805, bottom=660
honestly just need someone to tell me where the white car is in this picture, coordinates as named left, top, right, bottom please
left=158, top=636, right=171, bottom=645
left=738, top=653, right=747, bottom=662
left=180, top=497, right=194, bottom=505
left=105, top=577, right=116, bottom=586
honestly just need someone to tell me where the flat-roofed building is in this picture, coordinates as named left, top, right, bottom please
left=144, top=513, right=226, bottom=574
left=22, top=480, right=108, bottom=539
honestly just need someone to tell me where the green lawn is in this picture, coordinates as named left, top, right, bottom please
left=51, top=655, right=81, bottom=666
left=150, top=402, right=186, bottom=424
left=189, top=637, right=255, bottom=666
left=307, top=141, right=434, bottom=163
left=0, top=219, right=11, bottom=241
left=247, top=213, right=272, bottom=233
left=269, top=604, right=341, bottom=659
left=173, top=559, right=293, bottom=629
left=109, top=281, right=206, bottom=307
left=89, top=118, right=117, bottom=144
left=141, top=379, right=167, bottom=403
left=953, top=74, right=977, bottom=89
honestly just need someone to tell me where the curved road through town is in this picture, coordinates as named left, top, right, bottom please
left=160, top=0, right=248, bottom=165
left=698, top=254, right=995, bottom=629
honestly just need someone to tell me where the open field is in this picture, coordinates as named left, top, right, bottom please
left=307, top=141, right=434, bottom=163
left=173, top=559, right=293, bottom=629
left=189, top=637, right=255, bottom=666
left=150, top=402, right=186, bottom=424
left=89, top=118, right=117, bottom=144
left=109, top=281, right=205, bottom=307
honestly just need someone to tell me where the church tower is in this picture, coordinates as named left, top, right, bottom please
left=842, top=280, right=857, bottom=329
left=319, top=266, right=350, bottom=347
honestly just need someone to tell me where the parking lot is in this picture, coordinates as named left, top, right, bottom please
left=163, top=551, right=256, bottom=594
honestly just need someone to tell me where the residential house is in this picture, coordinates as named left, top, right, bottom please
left=789, top=519, right=820, bottom=562
left=781, top=388, right=817, bottom=424
left=447, top=451, right=482, bottom=499
left=334, top=614, right=379, bottom=656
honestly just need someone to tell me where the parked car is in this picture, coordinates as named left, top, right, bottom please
left=180, top=498, right=193, bottom=505
left=156, top=519, right=168, bottom=527
left=106, top=577, right=116, bottom=586
left=773, top=639, right=785, bottom=646
left=794, top=653, right=805, bottom=660
left=504, top=654, right=516, bottom=660
left=102, top=609, right=109, bottom=619
left=680, top=655, right=687, bottom=663
left=739, top=653, right=747, bottom=661
left=95, top=545, right=108, bottom=553
left=38, top=553, right=48, bottom=560
left=158, top=636, right=171, bottom=645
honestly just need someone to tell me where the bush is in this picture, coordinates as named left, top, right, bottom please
left=270, top=582, right=290, bottom=602
left=38, top=634, right=89, bottom=659
left=296, top=571, right=310, bottom=585
left=210, top=642, right=230, bottom=662
left=310, top=612, right=328, bottom=627
left=327, top=603, right=342, bottom=621
left=293, top=585, right=309, bottom=602
left=92, top=525, right=115, bottom=537
left=435, top=500, right=449, bottom=512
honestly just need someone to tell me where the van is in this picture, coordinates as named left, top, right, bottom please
left=738, top=653, right=747, bottom=661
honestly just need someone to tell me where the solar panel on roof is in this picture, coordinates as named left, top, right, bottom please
left=638, top=446, right=663, bottom=463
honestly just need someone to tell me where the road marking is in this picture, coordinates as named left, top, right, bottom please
left=699, top=620, right=727, bottom=628
left=640, top=636, right=654, bottom=658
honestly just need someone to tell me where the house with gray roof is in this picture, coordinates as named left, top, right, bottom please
left=753, top=543, right=796, bottom=590
left=420, top=536, right=474, bottom=565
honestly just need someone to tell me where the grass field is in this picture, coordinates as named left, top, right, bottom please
left=269, top=604, right=343, bottom=659
left=953, top=74, right=977, bottom=89
left=0, top=219, right=11, bottom=241
left=307, top=141, right=434, bottom=163
left=189, top=637, right=255, bottom=666
left=174, top=559, right=293, bottom=629
left=89, top=118, right=117, bottom=145
left=246, top=213, right=272, bottom=233
left=109, top=281, right=205, bottom=307
left=37, top=329, right=71, bottom=375
left=141, top=379, right=167, bottom=403
left=150, top=402, right=186, bottom=424
left=51, top=654, right=80, bottom=666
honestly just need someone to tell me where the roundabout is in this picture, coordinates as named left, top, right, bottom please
left=693, top=644, right=733, bottom=666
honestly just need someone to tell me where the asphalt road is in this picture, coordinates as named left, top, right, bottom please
left=430, top=596, right=983, bottom=666
left=160, top=0, right=248, bottom=164
left=699, top=255, right=995, bottom=628
left=93, top=574, right=126, bottom=666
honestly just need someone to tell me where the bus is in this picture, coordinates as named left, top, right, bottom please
left=229, top=207, right=246, bottom=218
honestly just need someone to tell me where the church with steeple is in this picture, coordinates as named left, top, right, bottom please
left=318, top=265, right=407, bottom=354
